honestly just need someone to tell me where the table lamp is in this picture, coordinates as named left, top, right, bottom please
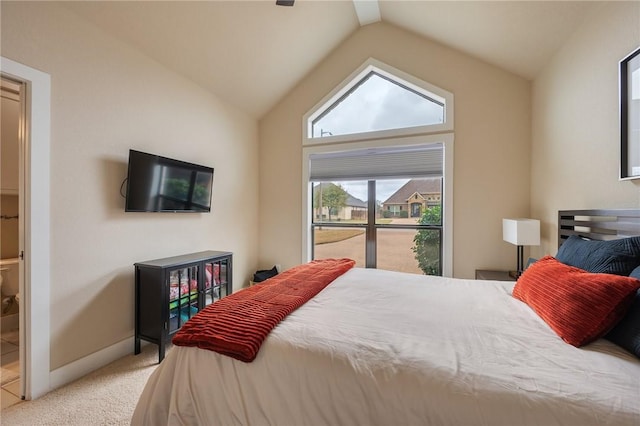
left=503, top=218, right=540, bottom=278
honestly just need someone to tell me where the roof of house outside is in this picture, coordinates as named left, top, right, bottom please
left=313, top=182, right=367, bottom=208
left=382, top=178, right=442, bottom=205
left=346, top=194, right=367, bottom=208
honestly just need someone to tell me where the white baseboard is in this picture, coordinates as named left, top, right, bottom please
left=49, top=337, right=136, bottom=391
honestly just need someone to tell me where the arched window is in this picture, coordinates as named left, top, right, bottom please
left=302, top=59, right=454, bottom=277
left=304, top=58, right=453, bottom=145
left=310, top=71, right=445, bottom=138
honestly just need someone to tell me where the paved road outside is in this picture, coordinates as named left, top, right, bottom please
left=314, top=218, right=425, bottom=275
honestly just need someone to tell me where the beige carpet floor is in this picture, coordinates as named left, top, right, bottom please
left=0, top=343, right=160, bottom=425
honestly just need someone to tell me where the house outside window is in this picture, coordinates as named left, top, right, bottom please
left=382, top=178, right=442, bottom=218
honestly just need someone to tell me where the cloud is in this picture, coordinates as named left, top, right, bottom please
left=335, top=179, right=409, bottom=202
left=313, top=73, right=444, bottom=137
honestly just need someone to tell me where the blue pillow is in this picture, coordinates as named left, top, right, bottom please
left=605, top=266, right=640, bottom=358
left=556, top=235, right=640, bottom=276
left=629, top=265, right=640, bottom=281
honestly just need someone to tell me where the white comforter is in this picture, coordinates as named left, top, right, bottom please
left=131, top=268, right=640, bottom=426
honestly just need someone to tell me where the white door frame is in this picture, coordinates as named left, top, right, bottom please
left=1, top=57, right=51, bottom=400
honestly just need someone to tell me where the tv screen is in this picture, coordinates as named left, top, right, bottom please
left=125, top=150, right=214, bottom=212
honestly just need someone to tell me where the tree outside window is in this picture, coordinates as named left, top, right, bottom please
left=313, top=183, right=348, bottom=222
left=412, top=205, right=442, bottom=275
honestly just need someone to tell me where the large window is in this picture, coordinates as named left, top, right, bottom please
left=311, top=175, right=443, bottom=275
left=302, top=59, right=454, bottom=276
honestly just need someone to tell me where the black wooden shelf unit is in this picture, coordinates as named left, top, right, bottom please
left=134, top=250, right=232, bottom=362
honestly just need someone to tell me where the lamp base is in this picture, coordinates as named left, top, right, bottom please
left=511, top=245, right=525, bottom=280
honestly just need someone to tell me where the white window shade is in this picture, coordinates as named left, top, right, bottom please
left=309, top=143, right=443, bottom=182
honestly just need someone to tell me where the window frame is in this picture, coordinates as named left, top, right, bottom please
left=310, top=178, right=444, bottom=274
left=302, top=58, right=454, bottom=146
left=301, top=58, right=454, bottom=277
left=302, top=134, right=454, bottom=277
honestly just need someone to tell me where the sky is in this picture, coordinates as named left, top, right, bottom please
left=338, top=179, right=409, bottom=203
left=311, top=71, right=441, bottom=201
left=312, top=72, right=444, bottom=138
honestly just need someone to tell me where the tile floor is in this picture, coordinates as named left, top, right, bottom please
left=0, top=328, right=21, bottom=410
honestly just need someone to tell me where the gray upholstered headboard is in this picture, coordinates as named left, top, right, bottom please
left=558, top=209, right=640, bottom=248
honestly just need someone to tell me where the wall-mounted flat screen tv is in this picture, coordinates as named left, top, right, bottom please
left=125, top=149, right=214, bottom=212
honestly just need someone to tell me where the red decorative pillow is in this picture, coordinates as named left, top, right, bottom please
left=512, top=255, right=640, bottom=347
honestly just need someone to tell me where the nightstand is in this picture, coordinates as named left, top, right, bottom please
left=475, top=270, right=516, bottom=281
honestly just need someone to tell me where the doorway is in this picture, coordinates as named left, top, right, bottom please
left=1, top=56, right=51, bottom=401
left=0, top=76, right=24, bottom=409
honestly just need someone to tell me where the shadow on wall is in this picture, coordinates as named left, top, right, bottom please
left=100, top=156, right=129, bottom=219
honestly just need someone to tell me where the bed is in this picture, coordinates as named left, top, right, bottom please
left=131, top=210, right=640, bottom=426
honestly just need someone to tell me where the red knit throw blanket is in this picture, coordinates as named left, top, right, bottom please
left=172, top=258, right=355, bottom=362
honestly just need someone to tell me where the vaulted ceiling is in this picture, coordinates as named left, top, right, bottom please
left=61, top=1, right=601, bottom=118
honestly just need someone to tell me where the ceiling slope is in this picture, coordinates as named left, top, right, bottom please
left=63, top=0, right=360, bottom=118
left=380, top=1, right=600, bottom=80
left=61, top=1, right=600, bottom=119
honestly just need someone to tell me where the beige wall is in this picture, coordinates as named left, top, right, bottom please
left=259, top=22, right=531, bottom=278
left=1, top=2, right=258, bottom=370
left=531, top=1, right=640, bottom=257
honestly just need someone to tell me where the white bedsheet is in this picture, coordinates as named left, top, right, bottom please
left=131, top=268, right=640, bottom=426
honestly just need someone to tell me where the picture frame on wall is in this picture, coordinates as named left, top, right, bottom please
left=620, top=47, right=640, bottom=180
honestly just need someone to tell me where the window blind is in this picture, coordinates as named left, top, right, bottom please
left=309, top=143, right=443, bottom=181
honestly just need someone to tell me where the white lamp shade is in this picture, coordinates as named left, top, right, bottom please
left=503, top=218, right=540, bottom=246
